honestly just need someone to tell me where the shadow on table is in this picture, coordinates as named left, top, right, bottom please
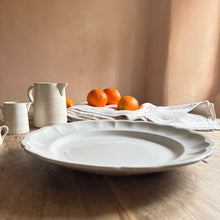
left=0, top=147, right=192, bottom=219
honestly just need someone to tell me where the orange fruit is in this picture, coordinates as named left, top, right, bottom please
left=104, top=88, right=121, bottom=105
left=117, top=96, right=139, bottom=111
left=87, top=89, right=108, bottom=107
left=66, top=97, right=74, bottom=108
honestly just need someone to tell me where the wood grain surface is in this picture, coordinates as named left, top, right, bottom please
left=0, top=121, right=220, bottom=220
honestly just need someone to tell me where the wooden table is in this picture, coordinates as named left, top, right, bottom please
left=0, top=121, right=220, bottom=220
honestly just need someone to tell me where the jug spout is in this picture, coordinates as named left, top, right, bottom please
left=57, top=83, right=68, bottom=96
left=26, top=102, right=32, bottom=112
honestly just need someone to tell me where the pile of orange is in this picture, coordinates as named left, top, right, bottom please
left=66, top=88, right=141, bottom=111
left=87, top=88, right=140, bottom=111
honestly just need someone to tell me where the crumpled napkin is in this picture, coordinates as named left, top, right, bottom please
left=67, top=100, right=220, bottom=131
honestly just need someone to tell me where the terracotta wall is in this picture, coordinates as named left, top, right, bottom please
left=165, top=0, right=220, bottom=107
left=0, top=0, right=220, bottom=115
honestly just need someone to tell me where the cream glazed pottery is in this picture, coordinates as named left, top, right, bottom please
left=22, top=120, right=215, bottom=175
left=28, top=82, right=68, bottom=128
left=0, top=125, right=9, bottom=145
left=0, top=102, right=31, bottom=134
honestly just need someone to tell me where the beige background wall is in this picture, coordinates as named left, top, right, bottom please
left=0, top=0, right=220, bottom=115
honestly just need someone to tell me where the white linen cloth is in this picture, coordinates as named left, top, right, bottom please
left=67, top=100, right=220, bottom=131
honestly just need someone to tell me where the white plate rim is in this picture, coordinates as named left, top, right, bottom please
left=21, top=120, right=216, bottom=175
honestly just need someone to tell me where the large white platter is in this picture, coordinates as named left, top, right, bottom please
left=21, top=120, right=215, bottom=175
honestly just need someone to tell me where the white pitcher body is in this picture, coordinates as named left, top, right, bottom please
left=28, top=82, right=67, bottom=128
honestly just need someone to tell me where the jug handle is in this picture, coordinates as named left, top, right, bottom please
left=27, top=86, right=34, bottom=104
left=1, top=125, right=9, bottom=140
left=0, top=106, right=3, bottom=125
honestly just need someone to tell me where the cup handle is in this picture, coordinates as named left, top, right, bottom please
left=27, top=86, right=34, bottom=104
left=1, top=125, right=9, bottom=140
left=0, top=106, right=3, bottom=124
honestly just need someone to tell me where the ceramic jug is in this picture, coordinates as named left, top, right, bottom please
left=27, top=82, right=68, bottom=128
left=0, top=102, right=31, bottom=134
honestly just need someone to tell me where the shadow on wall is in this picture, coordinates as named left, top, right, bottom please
left=162, top=0, right=220, bottom=114
left=116, top=0, right=172, bottom=106
left=143, top=0, right=172, bottom=106
left=115, top=0, right=220, bottom=116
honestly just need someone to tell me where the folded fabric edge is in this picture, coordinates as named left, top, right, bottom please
left=67, top=100, right=220, bottom=131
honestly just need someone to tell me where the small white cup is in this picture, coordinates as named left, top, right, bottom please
left=0, top=101, right=31, bottom=134
left=0, top=125, right=9, bottom=145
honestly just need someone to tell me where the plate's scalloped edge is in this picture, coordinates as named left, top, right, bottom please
left=21, top=120, right=216, bottom=175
